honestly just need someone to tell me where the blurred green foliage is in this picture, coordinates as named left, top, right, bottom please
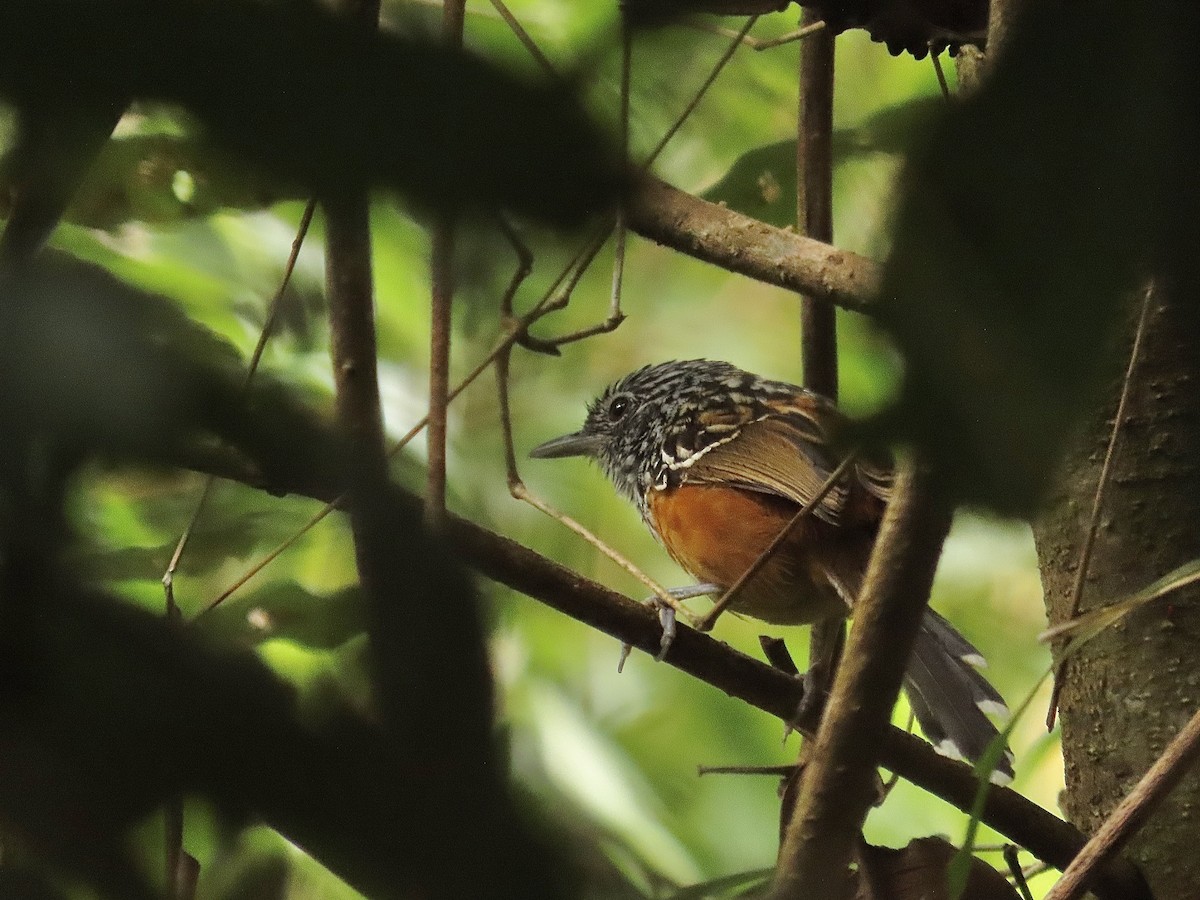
left=0, top=2, right=1064, bottom=897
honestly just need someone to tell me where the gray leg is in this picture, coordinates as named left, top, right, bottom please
left=618, top=584, right=721, bottom=671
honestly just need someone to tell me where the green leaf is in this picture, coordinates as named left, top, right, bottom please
left=1041, top=556, right=1200, bottom=647
left=701, top=96, right=943, bottom=228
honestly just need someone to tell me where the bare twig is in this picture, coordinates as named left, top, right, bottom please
left=202, top=229, right=595, bottom=613
left=771, top=460, right=954, bottom=900
left=427, top=215, right=454, bottom=526
left=158, top=197, right=316, bottom=893
left=931, top=48, right=952, bottom=100
left=487, top=0, right=558, bottom=78
left=795, top=7, right=842, bottom=727
left=1043, top=705, right=1200, bottom=900
left=161, top=200, right=317, bottom=601
left=532, top=18, right=757, bottom=348
left=697, top=764, right=797, bottom=777
left=1004, top=845, right=1036, bottom=900
left=1046, top=285, right=1154, bottom=727
left=495, top=347, right=690, bottom=625
left=645, top=17, right=758, bottom=166
left=690, top=19, right=825, bottom=51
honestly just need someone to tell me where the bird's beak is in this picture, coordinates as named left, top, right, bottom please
left=529, top=431, right=604, bottom=459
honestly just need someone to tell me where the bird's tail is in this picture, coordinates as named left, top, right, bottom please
left=904, top=609, right=1014, bottom=782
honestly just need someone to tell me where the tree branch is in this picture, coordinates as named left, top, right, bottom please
left=626, top=174, right=880, bottom=315
left=797, top=10, right=838, bottom=398
left=1044, top=704, right=1200, bottom=900
left=771, top=460, right=953, bottom=899
left=192, top=441, right=1147, bottom=900
left=320, top=6, right=547, bottom=893
left=450, top=488, right=1146, bottom=900
left=795, top=10, right=845, bottom=796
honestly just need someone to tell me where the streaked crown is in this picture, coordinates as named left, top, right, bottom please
left=531, top=359, right=821, bottom=514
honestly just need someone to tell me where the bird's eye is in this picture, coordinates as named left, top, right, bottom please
left=607, top=395, right=631, bottom=421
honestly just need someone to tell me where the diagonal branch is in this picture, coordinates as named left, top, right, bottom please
left=770, top=459, right=954, bottom=899
left=626, top=174, right=880, bottom=314
left=1044, top=704, right=1200, bottom=900
left=186, top=440, right=1148, bottom=900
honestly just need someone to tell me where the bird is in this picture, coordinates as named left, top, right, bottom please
left=530, top=359, right=1012, bottom=778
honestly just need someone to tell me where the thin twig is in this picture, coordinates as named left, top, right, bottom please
left=797, top=7, right=837, bottom=399
left=795, top=9, right=842, bottom=731
left=425, top=0, right=466, bottom=529
left=689, top=19, right=825, bottom=51
left=527, top=15, right=755, bottom=349
left=487, top=0, right=558, bottom=78
left=645, top=17, right=758, bottom=167
left=426, top=228, right=454, bottom=526
left=1046, top=284, right=1154, bottom=727
left=158, top=197, right=315, bottom=891
left=1043, top=704, right=1200, bottom=900
left=161, top=200, right=316, bottom=600
left=931, top=48, right=952, bottom=100
left=1004, top=845, right=1036, bottom=900
left=697, top=764, right=797, bottom=777
left=496, top=348, right=689, bottom=621
left=203, top=221, right=589, bottom=612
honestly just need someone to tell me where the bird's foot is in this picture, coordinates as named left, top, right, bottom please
left=617, top=584, right=720, bottom=672
left=780, top=661, right=833, bottom=743
left=794, top=663, right=833, bottom=728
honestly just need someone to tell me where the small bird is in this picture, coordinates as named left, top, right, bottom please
left=531, top=359, right=1011, bottom=777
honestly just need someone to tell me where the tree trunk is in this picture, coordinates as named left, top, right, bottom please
left=1034, top=280, right=1200, bottom=898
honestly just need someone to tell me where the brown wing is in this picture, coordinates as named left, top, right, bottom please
left=685, top=413, right=852, bottom=525
left=855, top=455, right=893, bottom=502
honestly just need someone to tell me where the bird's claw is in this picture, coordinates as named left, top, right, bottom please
left=789, top=664, right=832, bottom=734
left=617, top=585, right=719, bottom=672
left=617, top=591, right=685, bottom=672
